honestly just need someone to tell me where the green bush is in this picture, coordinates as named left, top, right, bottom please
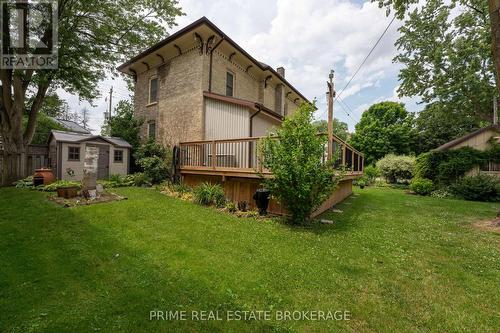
left=224, top=201, right=238, bottom=213
left=38, top=180, right=81, bottom=192
left=354, top=176, right=368, bottom=188
left=363, top=165, right=379, bottom=184
left=132, top=172, right=152, bottom=187
left=450, top=174, right=499, bottom=202
left=259, top=103, right=342, bottom=224
left=410, top=178, right=434, bottom=196
left=134, top=141, right=172, bottom=184
left=194, top=182, right=226, bottom=207
left=430, top=188, right=454, bottom=199
left=415, top=147, right=488, bottom=185
left=14, top=176, right=34, bottom=188
left=376, top=154, right=415, bottom=183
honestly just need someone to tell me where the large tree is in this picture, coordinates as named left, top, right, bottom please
left=312, top=118, right=350, bottom=141
left=415, top=102, right=484, bottom=153
left=105, top=100, right=143, bottom=150
left=373, top=0, right=500, bottom=101
left=349, top=101, right=416, bottom=165
left=0, top=0, right=183, bottom=185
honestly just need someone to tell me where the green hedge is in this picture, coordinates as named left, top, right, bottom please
left=415, top=146, right=492, bottom=185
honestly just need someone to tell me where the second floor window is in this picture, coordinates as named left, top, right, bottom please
left=226, top=71, right=234, bottom=97
left=148, top=121, right=156, bottom=140
left=149, top=77, right=158, bottom=104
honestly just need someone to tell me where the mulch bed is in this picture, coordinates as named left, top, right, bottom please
left=48, top=191, right=127, bottom=207
left=473, top=217, right=500, bottom=233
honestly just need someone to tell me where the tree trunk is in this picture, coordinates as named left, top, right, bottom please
left=1, top=137, right=26, bottom=186
left=0, top=94, right=30, bottom=186
left=490, top=0, right=500, bottom=95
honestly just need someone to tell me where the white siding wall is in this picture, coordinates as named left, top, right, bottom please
left=252, top=113, right=280, bottom=137
left=204, top=99, right=250, bottom=140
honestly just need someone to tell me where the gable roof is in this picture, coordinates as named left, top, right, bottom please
left=434, top=125, right=500, bottom=151
left=49, top=130, right=132, bottom=148
left=50, top=117, right=91, bottom=134
left=117, top=16, right=310, bottom=105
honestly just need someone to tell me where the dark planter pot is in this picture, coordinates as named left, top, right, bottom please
left=359, top=185, right=365, bottom=189
left=57, top=186, right=79, bottom=199
left=253, top=189, right=271, bottom=215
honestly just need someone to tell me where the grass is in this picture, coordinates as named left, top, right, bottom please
left=0, top=187, right=499, bottom=332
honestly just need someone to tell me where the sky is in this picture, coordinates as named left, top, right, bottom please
left=59, top=0, right=422, bottom=134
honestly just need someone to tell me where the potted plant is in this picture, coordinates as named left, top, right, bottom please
left=56, top=168, right=80, bottom=199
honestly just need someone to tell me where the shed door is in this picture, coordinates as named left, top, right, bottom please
left=87, top=144, right=110, bottom=179
left=97, top=146, right=110, bottom=179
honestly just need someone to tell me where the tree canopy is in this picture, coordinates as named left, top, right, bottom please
left=105, top=100, right=143, bottom=150
left=0, top=0, right=183, bottom=184
left=312, top=118, right=350, bottom=141
left=373, top=0, right=500, bottom=101
left=414, top=102, right=485, bottom=153
left=349, top=101, right=416, bottom=165
left=393, top=0, right=497, bottom=123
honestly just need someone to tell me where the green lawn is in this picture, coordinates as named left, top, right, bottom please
left=0, top=187, right=499, bottom=332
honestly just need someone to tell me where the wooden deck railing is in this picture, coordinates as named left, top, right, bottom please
left=179, top=134, right=364, bottom=177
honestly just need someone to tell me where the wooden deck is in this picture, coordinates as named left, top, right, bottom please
left=178, top=134, right=364, bottom=179
left=178, top=135, right=364, bottom=216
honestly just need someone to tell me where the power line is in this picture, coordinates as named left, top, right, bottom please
left=335, top=14, right=396, bottom=103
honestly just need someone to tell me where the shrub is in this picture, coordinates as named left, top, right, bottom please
left=193, top=182, right=226, bottom=207
left=135, top=141, right=172, bottom=184
left=410, top=178, right=434, bottom=196
left=430, top=188, right=454, bottom=199
left=450, top=174, right=499, bottom=202
left=131, top=172, right=152, bottom=187
left=363, top=165, right=379, bottom=184
left=376, top=154, right=415, bottom=183
left=14, top=176, right=34, bottom=188
left=259, top=103, right=342, bottom=224
left=415, top=147, right=488, bottom=185
left=354, top=176, right=368, bottom=188
left=224, top=201, right=238, bottom=213
left=38, top=180, right=81, bottom=192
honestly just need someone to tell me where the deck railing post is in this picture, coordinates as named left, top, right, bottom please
left=342, top=145, right=346, bottom=167
left=211, top=140, right=216, bottom=169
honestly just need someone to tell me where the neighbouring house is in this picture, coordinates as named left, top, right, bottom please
left=118, top=17, right=364, bottom=216
left=50, top=118, right=92, bottom=134
left=47, top=130, right=131, bottom=181
left=435, top=124, right=500, bottom=176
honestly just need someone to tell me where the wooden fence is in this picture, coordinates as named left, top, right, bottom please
left=0, top=145, right=49, bottom=185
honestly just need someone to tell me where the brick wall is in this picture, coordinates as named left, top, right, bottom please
left=134, top=46, right=206, bottom=147
left=210, top=51, right=260, bottom=102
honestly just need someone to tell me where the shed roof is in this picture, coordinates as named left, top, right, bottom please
left=434, top=125, right=500, bottom=151
left=50, top=130, right=132, bottom=148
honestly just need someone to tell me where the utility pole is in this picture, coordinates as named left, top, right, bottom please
left=327, top=69, right=335, bottom=161
left=494, top=96, right=498, bottom=126
left=108, top=87, right=113, bottom=121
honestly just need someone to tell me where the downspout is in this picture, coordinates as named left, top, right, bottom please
left=208, top=37, right=225, bottom=92
left=248, top=107, right=262, bottom=168
left=249, top=107, right=262, bottom=137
